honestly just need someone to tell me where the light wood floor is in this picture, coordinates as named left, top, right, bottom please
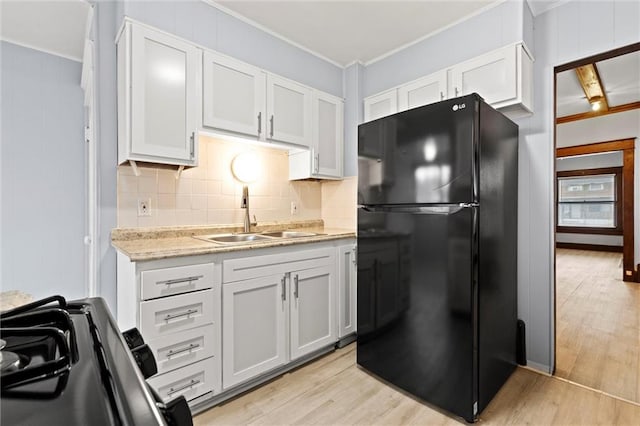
left=555, top=248, right=640, bottom=403
left=194, top=344, right=640, bottom=425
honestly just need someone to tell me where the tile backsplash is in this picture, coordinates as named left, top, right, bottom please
left=117, top=136, right=322, bottom=228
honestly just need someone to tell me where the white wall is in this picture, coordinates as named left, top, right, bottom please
left=0, top=41, right=86, bottom=300
left=515, top=0, right=640, bottom=372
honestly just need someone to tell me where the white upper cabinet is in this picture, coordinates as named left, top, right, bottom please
left=398, top=70, right=447, bottom=112
left=364, top=89, right=398, bottom=122
left=266, top=74, right=313, bottom=147
left=118, top=21, right=201, bottom=166
left=202, top=52, right=266, bottom=138
left=289, top=91, right=343, bottom=180
left=363, top=42, right=533, bottom=121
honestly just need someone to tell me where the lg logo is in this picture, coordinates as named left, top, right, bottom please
left=452, top=103, right=466, bottom=111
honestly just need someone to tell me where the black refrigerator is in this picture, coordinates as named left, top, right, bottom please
left=356, top=93, right=518, bottom=422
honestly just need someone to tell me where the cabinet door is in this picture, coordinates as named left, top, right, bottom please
left=313, top=91, right=343, bottom=178
left=130, top=24, right=200, bottom=164
left=202, top=52, right=266, bottom=138
left=290, top=265, right=336, bottom=360
left=363, top=89, right=397, bottom=122
left=398, top=70, right=447, bottom=111
left=337, top=245, right=357, bottom=338
left=266, top=74, right=312, bottom=147
left=451, top=44, right=516, bottom=105
left=222, top=274, right=287, bottom=389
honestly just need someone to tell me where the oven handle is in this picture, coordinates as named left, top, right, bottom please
left=167, top=379, right=200, bottom=397
left=164, top=309, right=198, bottom=322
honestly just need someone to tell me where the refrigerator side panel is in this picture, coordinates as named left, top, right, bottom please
left=477, top=101, right=519, bottom=412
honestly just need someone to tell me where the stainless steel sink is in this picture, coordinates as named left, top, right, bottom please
left=261, top=231, right=320, bottom=238
left=195, top=233, right=275, bottom=244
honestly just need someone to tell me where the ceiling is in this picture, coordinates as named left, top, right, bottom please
left=556, top=50, right=640, bottom=119
left=0, top=0, right=91, bottom=62
left=215, top=0, right=502, bottom=66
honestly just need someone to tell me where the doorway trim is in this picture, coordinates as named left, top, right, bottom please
left=556, top=138, right=637, bottom=282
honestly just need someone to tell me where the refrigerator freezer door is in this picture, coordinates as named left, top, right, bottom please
left=357, top=95, right=478, bottom=206
left=357, top=206, right=478, bottom=422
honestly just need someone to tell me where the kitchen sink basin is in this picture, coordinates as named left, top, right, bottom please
left=195, top=233, right=275, bottom=244
left=261, top=231, right=320, bottom=238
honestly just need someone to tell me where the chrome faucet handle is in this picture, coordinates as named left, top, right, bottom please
left=251, top=214, right=257, bottom=226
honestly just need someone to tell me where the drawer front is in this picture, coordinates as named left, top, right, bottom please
left=141, top=263, right=215, bottom=300
left=148, top=357, right=216, bottom=403
left=223, top=247, right=334, bottom=283
left=147, top=325, right=215, bottom=375
left=140, top=289, right=213, bottom=339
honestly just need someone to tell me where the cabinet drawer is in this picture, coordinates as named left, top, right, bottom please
left=140, top=289, right=213, bottom=339
left=147, top=325, right=215, bottom=375
left=141, top=263, right=215, bottom=300
left=148, top=357, right=216, bottom=403
left=223, top=247, right=334, bottom=283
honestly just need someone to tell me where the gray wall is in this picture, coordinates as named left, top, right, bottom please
left=121, top=0, right=343, bottom=97
left=363, top=0, right=526, bottom=97
left=1, top=41, right=86, bottom=300
left=514, top=0, right=639, bottom=372
left=343, top=63, right=364, bottom=177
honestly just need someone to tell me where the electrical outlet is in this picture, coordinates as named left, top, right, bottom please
left=138, top=198, right=151, bottom=217
left=291, top=201, right=298, bottom=215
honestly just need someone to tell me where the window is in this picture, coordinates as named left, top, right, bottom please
left=556, top=167, right=622, bottom=235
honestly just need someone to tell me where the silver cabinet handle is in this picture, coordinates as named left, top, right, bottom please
left=167, top=379, right=200, bottom=396
left=454, top=87, right=459, bottom=97
left=440, top=91, right=444, bottom=100
left=167, top=343, right=200, bottom=358
left=156, top=275, right=203, bottom=286
left=164, top=308, right=197, bottom=322
left=257, top=112, right=262, bottom=135
left=315, top=153, right=320, bottom=174
left=189, top=131, right=195, bottom=159
left=352, top=247, right=357, bottom=265
left=270, top=115, right=274, bottom=138
left=281, top=275, right=286, bottom=301
left=294, top=274, right=299, bottom=299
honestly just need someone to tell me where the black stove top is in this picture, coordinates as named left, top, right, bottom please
left=1, top=296, right=168, bottom=425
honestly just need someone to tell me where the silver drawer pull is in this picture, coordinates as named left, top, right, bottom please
left=166, top=343, right=200, bottom=358
left=164, top=308, right=198, bottom=322
left=167, top=379, right=200, bottom=397
left=156, top=275, right=203, bottom=286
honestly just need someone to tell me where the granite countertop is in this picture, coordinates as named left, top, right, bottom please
left=111, top=220, right=356, bottom=262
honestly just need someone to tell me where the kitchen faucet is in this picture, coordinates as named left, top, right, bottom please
left=241, top=185, right=257, bottom=233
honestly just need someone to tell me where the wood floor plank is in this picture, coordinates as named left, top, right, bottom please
left=555, top=249, right=640, bottom=404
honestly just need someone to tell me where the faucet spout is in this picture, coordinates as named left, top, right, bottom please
left=241, top=185, right=251, bottom=233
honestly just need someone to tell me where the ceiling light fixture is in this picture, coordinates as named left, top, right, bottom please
left=591, top=100, right=601, bottom=111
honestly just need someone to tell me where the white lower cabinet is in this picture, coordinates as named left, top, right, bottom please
left=116, top=254, right=222, bottom=404
left=337, top=244, right=357, bottom=339
left=221, top=246, right=338, bottom=389
left=148, top=357, right=216, bottom=403
left=290, top=265, right=335, bottom=360
left=222, top=274, right=287, bottom=389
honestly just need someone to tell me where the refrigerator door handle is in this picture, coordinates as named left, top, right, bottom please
left=359, top=203, right=478, bottom=215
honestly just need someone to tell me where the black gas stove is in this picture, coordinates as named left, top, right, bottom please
left=0, top=295, right=192, bottom=426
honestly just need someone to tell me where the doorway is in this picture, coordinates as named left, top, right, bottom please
left=554, top=43, right=640, bottom=403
